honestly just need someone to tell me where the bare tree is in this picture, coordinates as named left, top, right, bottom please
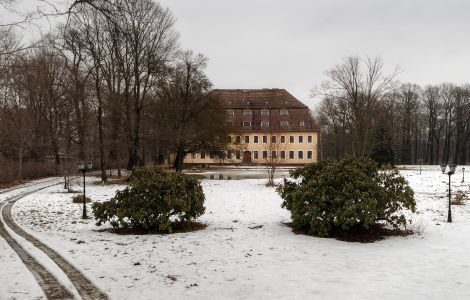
left=154, top=50, right=228, bottom=172
left=316, top=56, right=398, bottom=157
left=100, top=0, right=178, bottom=169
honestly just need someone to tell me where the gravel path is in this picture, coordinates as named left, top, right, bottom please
left=1, top=184, right=108, bottom=300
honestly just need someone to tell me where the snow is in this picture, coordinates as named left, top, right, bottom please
left=3, top=167, right=470, bottom=299
left=0, top=177, right=64, bottom=300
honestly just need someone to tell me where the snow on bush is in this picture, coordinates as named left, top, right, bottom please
left=277, top=156, right=416, bottom=237
left=92, top=167, right=205, bottom=232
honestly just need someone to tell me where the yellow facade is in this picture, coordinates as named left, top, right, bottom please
left=183, top=131, right=318, bottom=165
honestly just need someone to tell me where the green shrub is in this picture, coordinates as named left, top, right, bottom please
left=72, top=195, right=91, bottom=203
left=277, top=156, right=416, bottom=237
left=92, top=168, right=205, bottom=232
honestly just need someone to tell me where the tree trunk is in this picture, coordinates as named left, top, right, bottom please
left=17, top=144, right=23, bottom=181
left=173, top=147, right=185, bottom=172
left=96, top=79, right=107, bottom=183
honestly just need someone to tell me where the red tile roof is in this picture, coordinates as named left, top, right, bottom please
left=210, top=88, right=308, bottom=109
left=209, top=88, right=318, bottom=132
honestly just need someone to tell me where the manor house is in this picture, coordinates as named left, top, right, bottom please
left=185, top=88, right=319, bottom=165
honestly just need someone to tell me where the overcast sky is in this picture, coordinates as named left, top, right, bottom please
left=4, top=0, right=469, bottom=109
left=158, top=0, right=470, bottom=109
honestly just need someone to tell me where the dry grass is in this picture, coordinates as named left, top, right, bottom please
left=72, top=195, right=92, bottom=203
left=451, top=190, right=468, bottom=205
left=96, top=222, right=207, bottom=235
left=283, top=222, right=413, bottom=243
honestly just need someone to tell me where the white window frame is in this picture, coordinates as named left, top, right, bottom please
left=280, top=109, right=289, bottom=116
left=243, top=121, right=252, bottom=127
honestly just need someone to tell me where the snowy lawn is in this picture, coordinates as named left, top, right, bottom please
left=7, top=167, right=470, bottom=299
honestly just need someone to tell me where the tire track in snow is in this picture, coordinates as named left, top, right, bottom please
left=0, top=178, right=59, bottom=196
left=0, top=193, right=74, bottom=299
left=1, top=181, right=108, bottom=300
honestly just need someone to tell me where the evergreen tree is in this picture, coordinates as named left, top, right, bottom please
left=370, top=125, right=395, bottom=166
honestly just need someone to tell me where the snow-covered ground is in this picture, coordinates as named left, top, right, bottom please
left=3, top=167, right=470, bottom=299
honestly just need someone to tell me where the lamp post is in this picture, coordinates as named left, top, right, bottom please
left=418, top=158, right=423, bottom=174
left=76, top=160, right=93, bottom=219
left=462, top=167, right=465, bottom=183
left=440, top=164, right=457, bottom=223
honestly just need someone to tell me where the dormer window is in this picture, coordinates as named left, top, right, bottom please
left=280, top=120, right=289, bottom=127
left=243, top=109, right=252, bottom=116
left=261, top=109, right=270, bottom=116
left=299, top=120, right=305, bottom=127
left=226, top=109, right=234, bottom=117
left=280, top=109, right=289, bottom=116
left=243, top=121, right=252, bottom=127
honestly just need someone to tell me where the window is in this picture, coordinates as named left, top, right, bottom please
left=200, top=151, right=206, bottom=159
left=289, top=136, right=294, bottom=143
left=289, top=151, right=294, bottom=159
left=235, top=136, right=241, bottom=144
left=280, top=136, right=285, bottom=143
left=254, top=136, right=259, bottom=143
left=280, top=151, right=286, bottom=159
left=300, top=120, right=305, bottom=127
left=308, top=135, right=312, bottom=143
left=227, top=151, right=232, bottom=159
left=236, top=151, right=241, bottom=160
left=191, top=153, right=196, bottom=159
left=226, top=109, right=234, bottom=116
left=243, top=109, right=252, bottom=116
left=261, top=120, right=270, bottom=128
left=298, top=151, right=303, bottom=159
left=263, top=135, right=267, bottom=143
left=307, top=151, right=312, bottom=159
left=226, top=121, right=233, bottom=127
left=298, top=136, right=303, bottom=143
left=263, top=151, right=268, bottom=159
left=244, top=136, right=249, bottom=143
left=272, top=151, right=277, bottom=159
left=254, top=151, right=259, bottom=159
left=271, top=136, right=276, bottom=143
left=227, top=136, right=232, bottom=143
left=280, top=109, right=289, bottom=116
left=243, top=121, right=252, bottom=127
left=261, top=109, right=270, bottom=116
left=280, top=120, right=289, bottom=127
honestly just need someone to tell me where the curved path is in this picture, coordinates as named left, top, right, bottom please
left=0, top=182, right=108, bottom=300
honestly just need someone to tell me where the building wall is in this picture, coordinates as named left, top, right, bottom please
left=183, top=131, right=318, bottom=165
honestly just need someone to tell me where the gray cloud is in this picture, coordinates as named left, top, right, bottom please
left=159, top=0, right=470, bottom=109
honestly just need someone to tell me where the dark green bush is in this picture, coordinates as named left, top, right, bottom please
left=277, top=156, right=416, bottom=237
left=92, top=168, right=205, bottom=232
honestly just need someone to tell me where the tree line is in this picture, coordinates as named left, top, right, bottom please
left=316, top=56, right=470, bottom=166
left=0, top=0, right=227, bottom=183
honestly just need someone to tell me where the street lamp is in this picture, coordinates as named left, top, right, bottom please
left=462, top=167, right=465, bottom=183
left=76, top=160, right=93, bottom=219
left=440, top=163, right=457, bottom=223
left=418, top=158, right=423, bottom=174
